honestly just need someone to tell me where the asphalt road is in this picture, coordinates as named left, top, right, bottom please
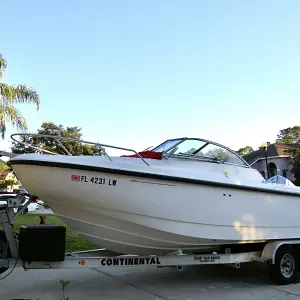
left=1, top=262, right=300, bottom=300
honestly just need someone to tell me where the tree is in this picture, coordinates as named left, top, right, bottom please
left=205, top=148, right=229, bottom=160
left=276, top=126, right=300, bottom=144
left=11, top=122, right=104, bottom=156
left=286, top=149, right=300, bottom=184
left=275, top=125, right=300, bottom=185
left=0, top=161, right=15, bottom=189
left=0, top=53, right=40, bottom=139
left=236, top=146, right=254, bottom=156
left=0, top=178, right=15, bottom=190
left=0, top=161, right=9, bottom=172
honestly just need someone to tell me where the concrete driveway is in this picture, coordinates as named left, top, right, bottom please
left=1, top=263, right=300, bottom=300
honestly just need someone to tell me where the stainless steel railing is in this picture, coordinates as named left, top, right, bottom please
left=10, top=133, right=150, bottom=166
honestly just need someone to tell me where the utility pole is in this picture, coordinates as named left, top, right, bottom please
left=262, top=144, right=270, bottom=179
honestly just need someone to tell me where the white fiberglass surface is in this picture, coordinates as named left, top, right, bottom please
left=11, top=152, right=261, bottom=185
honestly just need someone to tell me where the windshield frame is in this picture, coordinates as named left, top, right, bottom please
left=151, top=137, right=250, bottom=168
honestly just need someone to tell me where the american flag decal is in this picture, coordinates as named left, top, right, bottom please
left=71, top=175, right=80, bottom=182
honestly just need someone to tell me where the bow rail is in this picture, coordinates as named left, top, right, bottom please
left=10, top=133, right=150, bottom=166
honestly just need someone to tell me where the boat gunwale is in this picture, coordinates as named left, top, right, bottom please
left=7, top=159, right=300, bottom=197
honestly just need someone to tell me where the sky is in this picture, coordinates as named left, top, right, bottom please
left=1, top=0, right=300, bottom=156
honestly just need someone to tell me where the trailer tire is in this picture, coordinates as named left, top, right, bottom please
left=268, top=246, right=299, bottom=285
left=0, top=267, right=8, bottom=275
left=0, top=230, right=9, bottom=275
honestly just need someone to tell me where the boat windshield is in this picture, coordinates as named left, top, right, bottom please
left=151, top=138, right=184, bottom=153
left=152, top=138, right=248, bottom=167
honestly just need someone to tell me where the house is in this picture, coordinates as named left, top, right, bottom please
left=242, top=143, right=298, bottom=181
left=0, top=158, right=9, bottom=177
left=0, top=171, right=23, bottom=191
left=0, top=151, right=23, bottom=191
left=0, top=161, right=22, bottom=191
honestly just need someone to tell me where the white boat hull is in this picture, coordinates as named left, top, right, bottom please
left=9, top=154, right=300, bottom=255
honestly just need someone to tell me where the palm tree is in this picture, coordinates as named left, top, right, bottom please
left=0, top=53, right=40, bottom=139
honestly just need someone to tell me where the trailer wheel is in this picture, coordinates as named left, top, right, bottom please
left=0, top=267, right=8, bottom=275
left=0, top=230, right=9, bottom=275
left=268, top=246, right=299, bottom=285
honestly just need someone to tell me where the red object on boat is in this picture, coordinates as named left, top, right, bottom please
left=122, top=150, right=163, bottom=160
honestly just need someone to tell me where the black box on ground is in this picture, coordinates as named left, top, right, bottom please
left=19, top=225, right=66, bottom=261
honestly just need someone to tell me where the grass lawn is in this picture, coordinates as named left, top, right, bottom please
left=13, top=214, right=98, bottom=253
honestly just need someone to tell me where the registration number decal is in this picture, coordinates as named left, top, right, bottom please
left=71, top=175, right=117, bottom=186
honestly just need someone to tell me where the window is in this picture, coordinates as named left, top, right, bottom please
left=171, top=140, right=207, bottom=156
left=199, top=144, right=247, bottom=165
left=152, top=139, right=183, bottom=153
left=268, top=162, right=277, bottom=177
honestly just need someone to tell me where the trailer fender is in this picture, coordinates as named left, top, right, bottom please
left=261, top=240, right=300, bottom=264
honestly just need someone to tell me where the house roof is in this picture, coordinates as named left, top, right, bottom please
left=243, top=143, right=299, bottom=164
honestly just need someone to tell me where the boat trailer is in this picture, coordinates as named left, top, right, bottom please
left=1, top=194, right=300, bottom=285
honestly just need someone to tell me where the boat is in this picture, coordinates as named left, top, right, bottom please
left=266, top=175, right=296, bottom=186
left=6, top=134, right=300, bottom=256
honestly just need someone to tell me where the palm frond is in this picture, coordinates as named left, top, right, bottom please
left=0, top=104, right=28, bottom=139
left=0, top=54, right=40, bottom=139
left=0, top=83, right=40, bottom=110
left=0, top=121, right=6, bottom=140
left=0, top=83, right=14, bottom=101
left=11, top=84, right=40, bottom=110
left=0, top=54, right=8, bottom=79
